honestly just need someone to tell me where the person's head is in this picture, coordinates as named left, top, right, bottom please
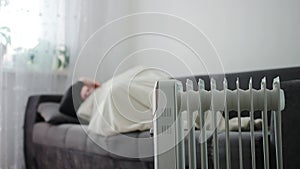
left=80, top=84, right=95, bottom=100
left=59, top=79, right=100, bottom=118
left=79, top=78, right=101, bottom=100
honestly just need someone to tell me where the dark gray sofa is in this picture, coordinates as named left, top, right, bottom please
left=24, top=67, right=300, bottom=169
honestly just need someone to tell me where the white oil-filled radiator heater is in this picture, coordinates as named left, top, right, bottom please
left=153, top=77, right=284, bottom=169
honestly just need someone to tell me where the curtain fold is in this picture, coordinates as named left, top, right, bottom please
left=0, top=0, right=82, bottom=168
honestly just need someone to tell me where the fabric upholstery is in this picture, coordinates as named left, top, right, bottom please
left=32, top=122, right=269, bottom=168
left=279, top=80, right=300, bottom=169
left=218, top=132, right=265, bottom=169
left=32, top=123, right=208, bottom=162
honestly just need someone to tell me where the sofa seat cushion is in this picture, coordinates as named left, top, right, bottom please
left=32, top=122, right=266, bottom=168
left=32, top=123, right=213, bottom=164
left=32, top=122, right=154, bottom=162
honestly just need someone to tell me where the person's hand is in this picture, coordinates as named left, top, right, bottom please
left=79, top=77, right=101, bottom=88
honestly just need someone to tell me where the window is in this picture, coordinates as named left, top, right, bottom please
left=0, top=0, right=69, bottom=72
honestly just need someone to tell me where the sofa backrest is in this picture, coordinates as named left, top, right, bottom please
left=175, top=66, right=300, bottom=90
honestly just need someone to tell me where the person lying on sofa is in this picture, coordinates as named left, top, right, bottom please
left=59, top=66, right=261, bottom=136
left=59, top=66, right=173, bottom=136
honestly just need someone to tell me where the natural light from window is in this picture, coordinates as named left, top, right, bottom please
left=0, top=0, right=41, bottom=48
left=1, top=0, right=69, bottom=72
left=1, top=0, right=40, bottom=69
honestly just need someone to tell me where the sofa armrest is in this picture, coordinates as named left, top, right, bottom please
left=24, top=95, right=62, bottom=169
left=269, top=80, right=300, bottom=169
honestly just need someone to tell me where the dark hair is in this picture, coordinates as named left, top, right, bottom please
left=59, top=81, right=84, bottom=118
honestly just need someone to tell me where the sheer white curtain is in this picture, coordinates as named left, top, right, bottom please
left=0, top=0, right=82, bottom=168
